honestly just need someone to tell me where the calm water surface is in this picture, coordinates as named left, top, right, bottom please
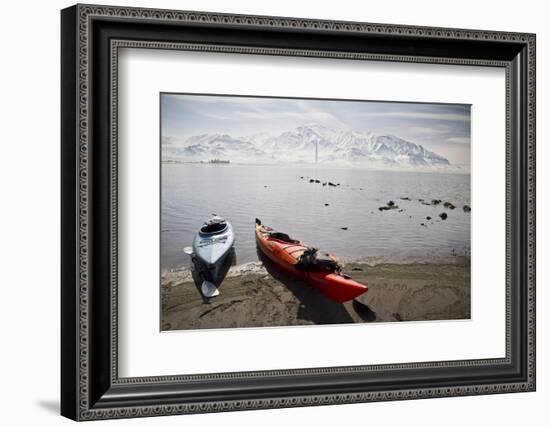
left=161, top=164, right=470, bottom=270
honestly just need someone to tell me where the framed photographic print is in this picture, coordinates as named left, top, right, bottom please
left=61, top=4, right=536, bottom=421
left=159, top=93, right=473, bottom=330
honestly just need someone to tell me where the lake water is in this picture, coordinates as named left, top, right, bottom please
left=161, top=164, right=471, bottom=270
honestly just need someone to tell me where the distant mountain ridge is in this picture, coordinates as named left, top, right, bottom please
left=162, top=124, right=458, bottom=171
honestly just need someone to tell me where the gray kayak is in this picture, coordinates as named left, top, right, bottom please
left=191, top=216, right=235, bottom=297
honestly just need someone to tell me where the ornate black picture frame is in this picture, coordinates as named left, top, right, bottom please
left=61, top=4, right=536, bottom=421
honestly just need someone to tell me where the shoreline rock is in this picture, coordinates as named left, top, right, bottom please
left=443, top=201, right=456, bottom=209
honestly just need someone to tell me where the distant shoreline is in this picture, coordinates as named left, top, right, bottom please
left=161, top=160, right=471, bottom=174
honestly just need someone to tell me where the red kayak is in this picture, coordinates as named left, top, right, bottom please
left=255, top=219, right=368, bottom=303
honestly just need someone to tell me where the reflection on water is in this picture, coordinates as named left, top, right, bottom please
left=161, top=164, right=470, bottom=270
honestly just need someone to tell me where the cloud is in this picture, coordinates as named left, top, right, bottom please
left=409, top=126, right=452, bottom=135
left=446, top=137, right=471, bottom=144
left=354, top=111, right=470, bottom=122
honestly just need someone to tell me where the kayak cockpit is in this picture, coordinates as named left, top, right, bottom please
left=200, top=216, right=228, bottom=235
left=268, top=232, right=300, bottom=244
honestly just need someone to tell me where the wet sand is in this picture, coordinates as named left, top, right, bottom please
left=161, top=255, right=470, bottom=331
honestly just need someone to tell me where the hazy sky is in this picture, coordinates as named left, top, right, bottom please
left=161, top=93, right=471, bottom=167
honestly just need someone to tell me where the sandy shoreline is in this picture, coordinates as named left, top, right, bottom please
left=161, top=256, right=470, bottom=331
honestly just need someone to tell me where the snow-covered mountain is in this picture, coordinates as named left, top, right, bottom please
left=162, top=124, right=455, bottom=171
